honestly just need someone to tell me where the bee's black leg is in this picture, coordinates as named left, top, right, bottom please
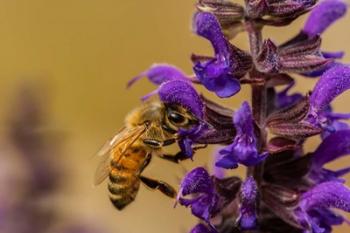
left=140, top=153, right=152, bottom=172
left=159, top=151, right=188, bottom=163
left=193, top=144, right=208, bottom=150
left=139, top=176, right=177, bottom=198
left=159, top=144, right=208, bottom=163
left=162, top=138, right=176, bottom=146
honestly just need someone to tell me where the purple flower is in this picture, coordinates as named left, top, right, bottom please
left=216, top=102, right=268, bottom=168
left=303, top=0, right=347, bottom=38
left=192, top=12, right=252, bottom=98
left=296, top=181, right=350, bottom=233
left=177, top=167, right=243, bottom=231
left=238, top=177, right=258, bottom=230
left=308, top=64, right=350, bottom=127
left=309, top=130, right=350, bottom=182
left=177, top=167, right=218, bottom=222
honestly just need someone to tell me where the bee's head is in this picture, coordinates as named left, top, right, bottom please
left=164, top=104, right=199, bottom=131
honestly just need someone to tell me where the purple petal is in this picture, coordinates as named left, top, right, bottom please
left=300, top=181, right=350, bottom=212
left=178, top=137, right=194, bottom=159
left=177, top=167, right=220, bottom=222
left=238, top=177, right=258, bottom=230
left=180, top=167, right=214, bottom=196
left=193, top=12, right=229, bottom=57
left=309, top=168, right=346, bottom=183
left=215, top=150, right=238, bottom=169
left=322, top=51, right=345, bottom=59
left=312, top=130, right=350, bottom=167
left=309, top=208, right=344, bottom=226
left=193, top=61, right=241, bottom=98
left=158, top=80, right=204, bottom=119
left=276, top=82, right=303, bottom=109
left=334, top=166, right=350, bottom=177
left=303, top=0, right=347, bottom=37
left=213, top=149, right=226, bottom=179
left=310, top=64, right=350, bottom=114
left=326, top=112, right=350, bottom=120
left=218, top=140, right=268, bottom=167
left=241, top=177, right=258, bottom=206
left=208, top=76, right=241, bottom=98
left=216, top=102, right=267, bottom=167
left=322, top=121, right=350, bottom=139
left=234, top=101, right=254, bottom=135
left=239, top=213, right=257, bottom=230
left=179, top=193, right=219, bottom=223
left=331, top=121, right=350, bottom=131
left=296, top=182, right=350, bottom=232
left=321, top=112, right=350, bottom=138
left=179, top=197, right=199, bottom=207
left=128, top=64, right=188, bottom=88
left=189, top=195, right=218, bottom=221
left=141, top=89, right=158, bottom=101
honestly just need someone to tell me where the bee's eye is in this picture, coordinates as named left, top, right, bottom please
left=168, top=112, right=186, bottom=125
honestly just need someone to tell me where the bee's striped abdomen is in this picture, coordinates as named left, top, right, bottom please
left=108, top=147, right=147, bottom=210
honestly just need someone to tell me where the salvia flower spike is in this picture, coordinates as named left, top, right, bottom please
left=128, top=0, right=350, bottom=232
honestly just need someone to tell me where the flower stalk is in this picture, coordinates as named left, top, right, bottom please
left=246, top=19, right=267, bottom=186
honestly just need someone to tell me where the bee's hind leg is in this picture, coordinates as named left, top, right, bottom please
left=140, top=176, right=177, bottom=198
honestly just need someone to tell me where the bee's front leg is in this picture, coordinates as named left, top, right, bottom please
left=158, top=151, right=188, bottom=163
left=159, top=144, right=208, bottom=163
left=139, top=176, right=177, bottom=198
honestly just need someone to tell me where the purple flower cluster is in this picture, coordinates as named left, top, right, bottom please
left=130, top=0, right=350, bottom=232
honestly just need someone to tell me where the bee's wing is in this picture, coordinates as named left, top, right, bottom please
left=113, top=125, right=148, bottom=161
left=96, top=126, right=127, bottom=157
left=93, top=125, right=147, bottom=186
left=94, top=153, right=113, bottom=186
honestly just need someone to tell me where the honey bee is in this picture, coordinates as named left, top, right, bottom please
left=94, top=101, right=200, bottom=210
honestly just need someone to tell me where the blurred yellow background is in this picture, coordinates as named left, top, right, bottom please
left=0, top=0, right=349, bottom=233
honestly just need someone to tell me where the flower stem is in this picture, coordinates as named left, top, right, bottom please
left=245, top=20, right=262, bottom=59
left=245, top=21, right=267, bottom=186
